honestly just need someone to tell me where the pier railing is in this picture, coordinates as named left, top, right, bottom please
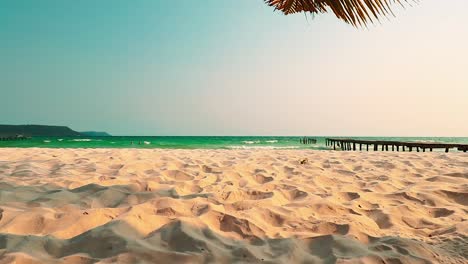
left=326, top=138, right=468, bottom=153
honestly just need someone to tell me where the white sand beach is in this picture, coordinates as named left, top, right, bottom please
left=0, top=148, right=466, bottom=263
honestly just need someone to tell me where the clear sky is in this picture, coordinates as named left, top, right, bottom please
left=1, top=0, right=467, bottom=136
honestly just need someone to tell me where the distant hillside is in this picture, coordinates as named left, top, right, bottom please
left=81, top=131, right=111, bottom=137
left=0, top=125, right=82, bottom=137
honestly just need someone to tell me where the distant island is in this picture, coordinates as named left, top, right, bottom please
left=0, top=125, right=111, bottom=137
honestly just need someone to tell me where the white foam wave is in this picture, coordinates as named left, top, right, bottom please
left=144, top=141, right=151, bottom=145
left=71, top=139, right=92, bottom=142
left=242, top=140, right=260, bottom=144
left=57, top=139, right=63, bottom=142
left=265, top=140, right=278, bottom=143
left=226, top=145, right=299, bottom=150
left=43, top=140, right=51, bottom=143
left=413, top=140, right=437, bottom=143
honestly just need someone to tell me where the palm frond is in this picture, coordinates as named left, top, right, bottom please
left=265, top=0, right=414, bottom=27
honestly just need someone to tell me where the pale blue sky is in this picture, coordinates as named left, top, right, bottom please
left=1, top=0, right=467, bottom=136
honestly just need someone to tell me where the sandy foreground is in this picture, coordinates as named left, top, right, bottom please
left=0, top=148, right=466, bottom=264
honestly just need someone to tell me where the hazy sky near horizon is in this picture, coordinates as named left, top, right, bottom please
left=1, top=0, right=467, bottom=136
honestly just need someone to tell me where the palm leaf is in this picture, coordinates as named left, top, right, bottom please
left=265, top=0, right=414, bottom=27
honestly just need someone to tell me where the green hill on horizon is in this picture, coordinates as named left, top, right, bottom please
left=0, top=125, right=92, bottom=137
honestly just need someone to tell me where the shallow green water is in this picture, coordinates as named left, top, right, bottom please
left=1, top=136, right=468, bottom=150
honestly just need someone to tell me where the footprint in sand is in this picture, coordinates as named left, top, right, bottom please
left=428, top=208, right=455, bottom=218
left=191, top=204, right=210, bottom=216
left=163, top=170, right=195, bottom=181
left=283, top=166, right=299, bottom=176
left=255, top=174, right=274, bottom=184
left=109, top=164, right=124, bottom=170
left=310, top=222, right=350, bottom=235
left=338, top=192, right=360, bottom=201
left=219, top=214, right=264, bottom=239
left=201, top=165, right=212, bottom=173
left=334, top=170, right=355, bottom=176
left=156, top=207, right=178, bottom=217
left=439, top=190, right=468, bottom=206
left=353, top=165, right=363, bottom=171
left=287, top=189, right=308, bottom=201
left=259, top=210, right=286, bottom=227
left=402, top=216, right=441, bottom=230
left=366, top=209, right=393, bottom=229
left=443, top=172, right=468, bottom=178
left=11, top=169, right=37, bottom=177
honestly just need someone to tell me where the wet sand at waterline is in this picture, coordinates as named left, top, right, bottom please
left=0, top=148, right=466, bottom=263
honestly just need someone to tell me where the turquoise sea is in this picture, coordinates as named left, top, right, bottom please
left=1, top=136, right=468, bottom=150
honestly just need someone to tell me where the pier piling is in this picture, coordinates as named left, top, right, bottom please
left=325, top=138, right=468, bottom=153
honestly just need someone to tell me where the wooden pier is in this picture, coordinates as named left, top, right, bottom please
left=326, top=138, right=468, bottom=153
left=300, top=137, right=317, bottom=145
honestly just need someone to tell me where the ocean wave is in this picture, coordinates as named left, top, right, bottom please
left=144, top=141, right=151, bottom=145
left=413, top=140, right=437, bottom=143
left=57, top=139, right=63, bottom=142
left=43, top=140, right=51, bottom=143
left=265, top=140, right=278, bottom=143
left=226, top=145, right=299, bottom=150
left=242, top=140, right=260, bottom=144
left=69, top=139, right=103, bottom=142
